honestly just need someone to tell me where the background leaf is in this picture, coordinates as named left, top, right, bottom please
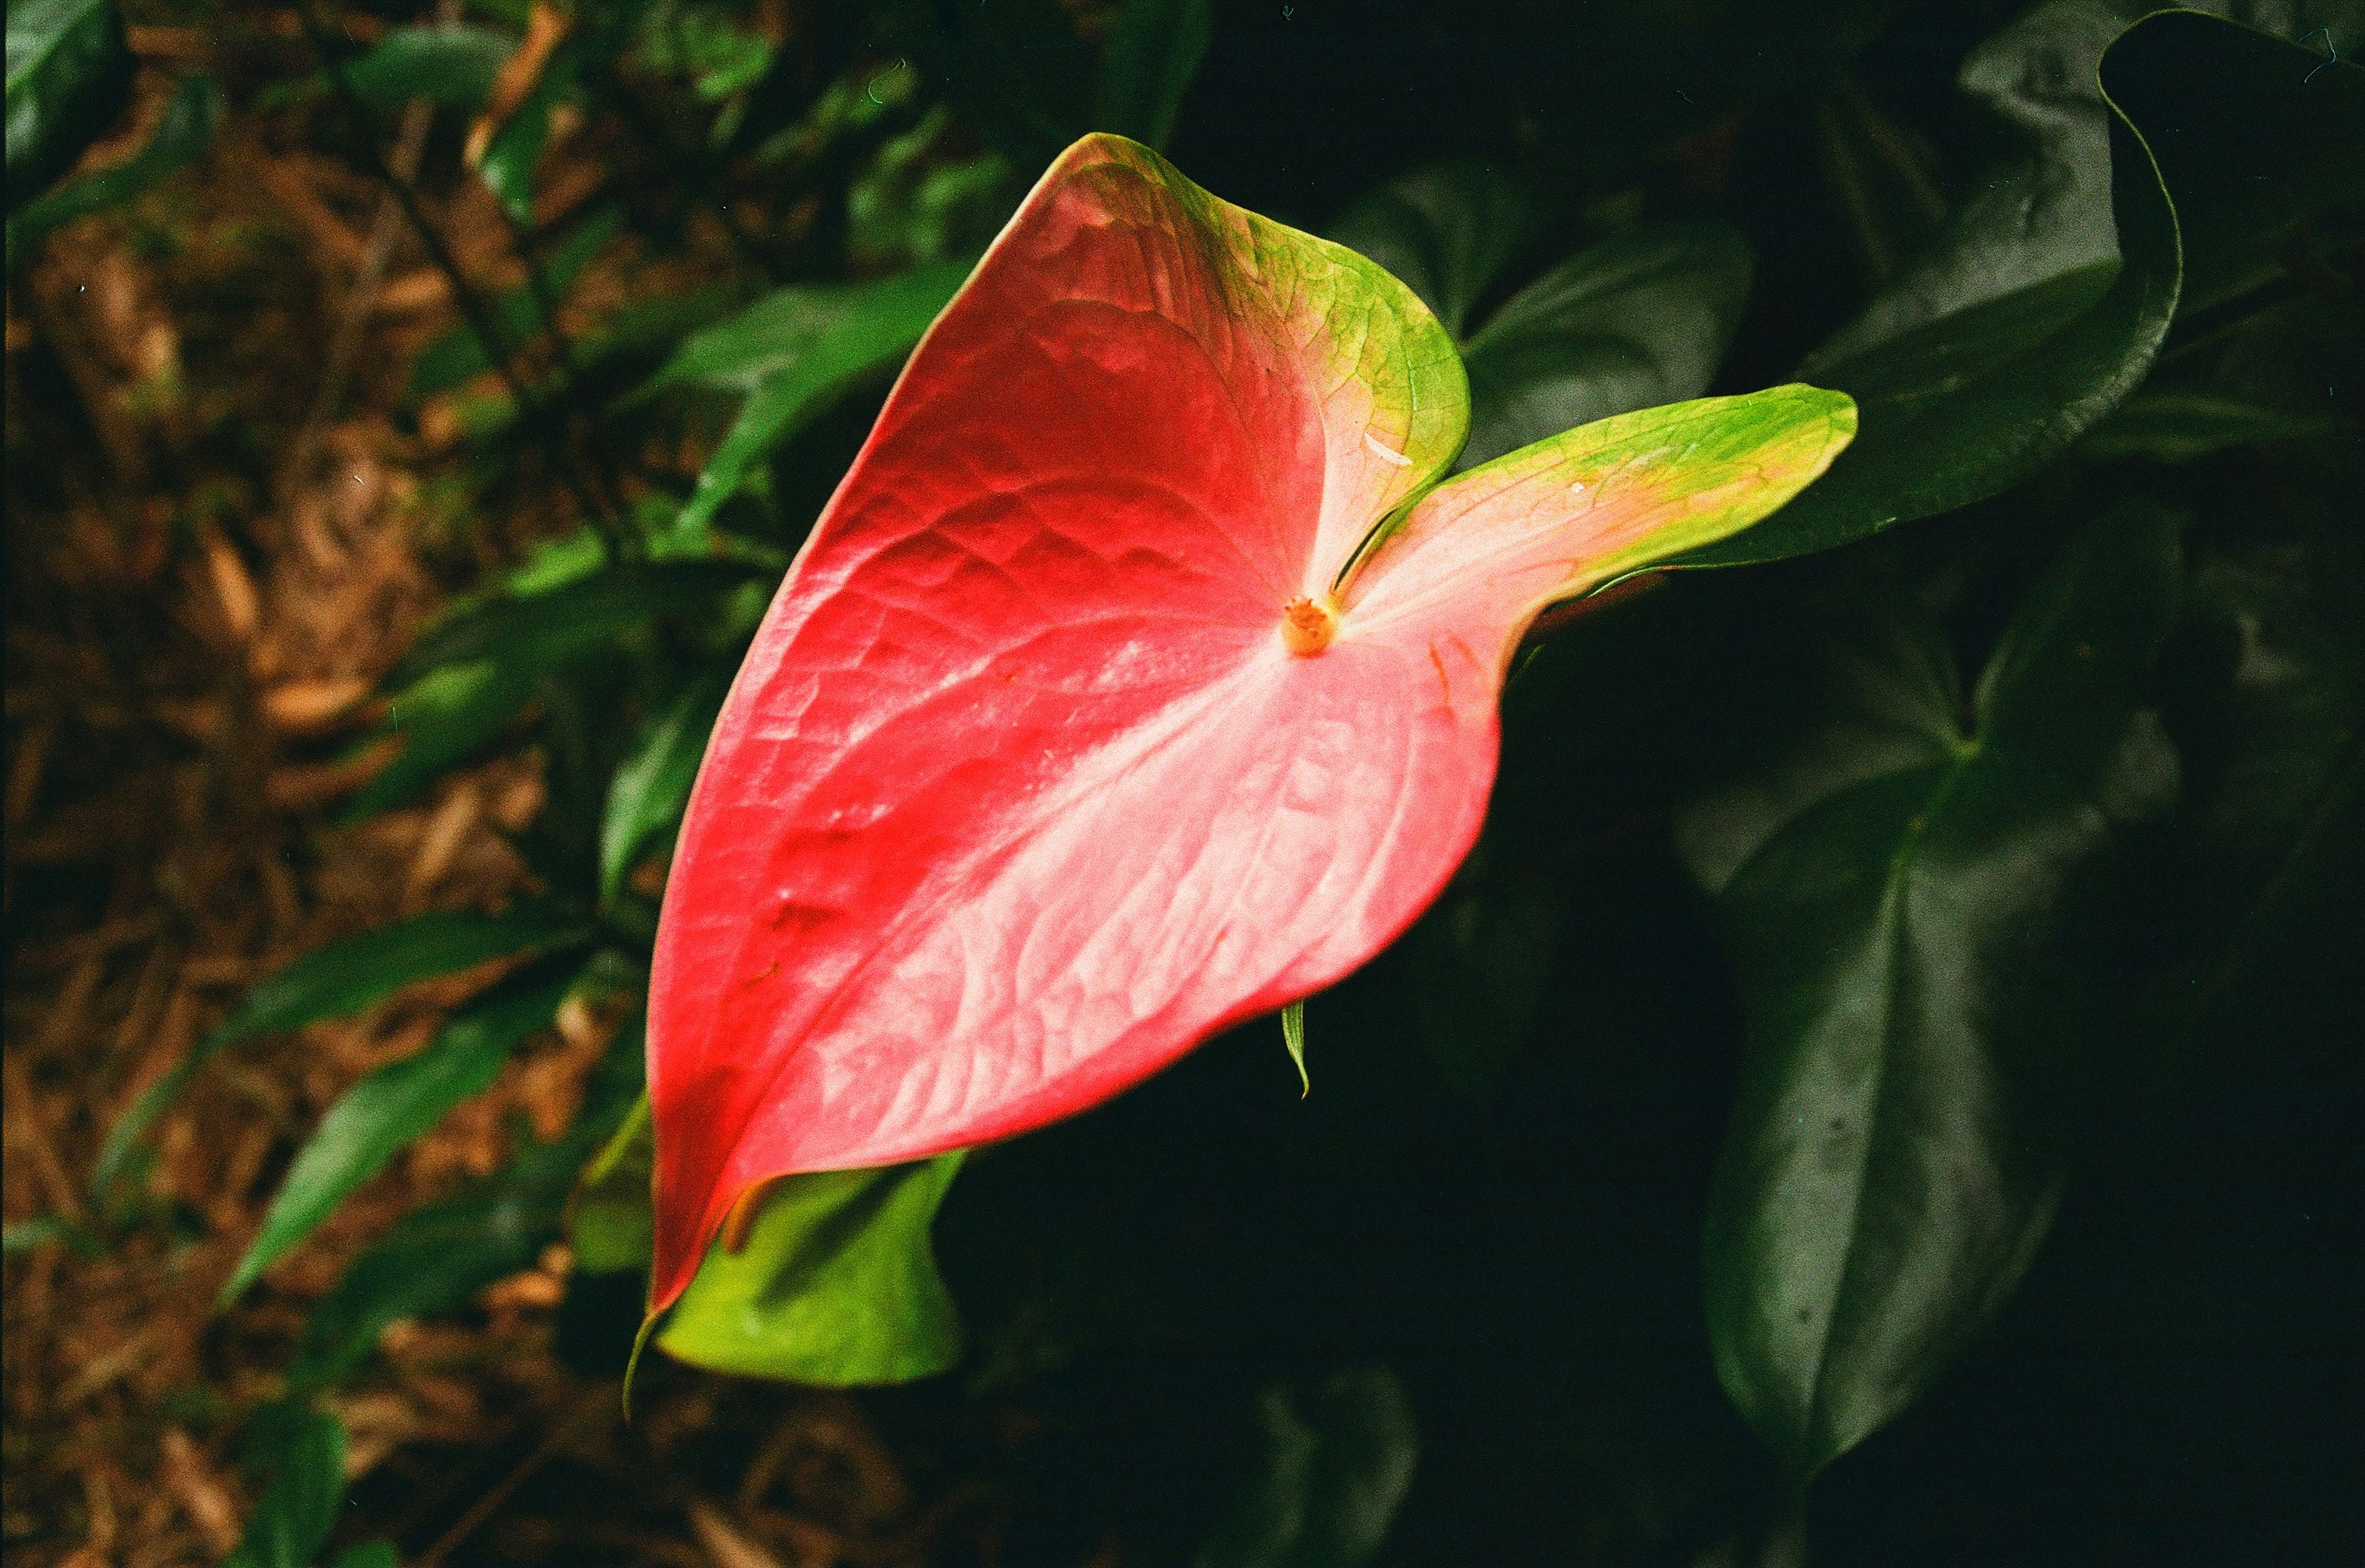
left=1195, top=1368, right=1420, bottom=1568
left=221, top=955, right=585, bottom=1304
left=290, top=1016, right=639, bottom=1390
left=344, top=21, right=513, bottom=110
left=95, top=903, right=592, bottom=1197
left=1095, top=0, right=1213, bottom=150
left=403, top=203, right=622, bottom=401
left=648, top=259, right=974, bottom=533
left=5, top=0, right=131, bottom=209
left=1681, top=505, right=2183, bottom=1478
left=600, top=670, right=728, bottom=902
left=220, top=1405, right=347, bottom=1568
left=657, top=1152, right=966, bottom=1385
left=1459, top=221, right=1754, bottom=468
left=6, top=70, right=219, bottom=262
left=1325, top=159, right=1536, bottom=339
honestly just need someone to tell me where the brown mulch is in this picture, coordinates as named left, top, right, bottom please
left=4, top=43, right=1013, bottom=1568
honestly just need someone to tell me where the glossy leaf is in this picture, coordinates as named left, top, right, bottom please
left=1326, top=160, right=1537, bottom=339
left=1195, top=1368, right=1419, bottom=1568
left=657, top=1152, right=966, bottom=1385
left=391, top=558, right=763, bottom=685
left=1680, top=506, right=2183, bottom=1478
left=601, top=672, right=729, bottom=902
left=643, top=260, right=975, bottom=533
left=646, top=131, right=1855, bottom=1310
left=6, top=70, right=219, bottom=262
left=1686, top=11, right=2353, bottom=568
left=1678, top=14, right=2180, bottom=567
left=344, top=22, right=512, bottom=110
left=5, top=0, right=131, bottom=208
left=1096, top=0, right=1212, bottom=150
left=96, top=904, right=593, bottom=1198
left=221, top=1405, right=346, bottom=1568
left=221, top=956, right=583, bottom=1305
left=1458, top=221, right=1754, bottom=468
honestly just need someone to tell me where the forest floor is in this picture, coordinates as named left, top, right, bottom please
left=4, top=32, right=1008, bottom=1568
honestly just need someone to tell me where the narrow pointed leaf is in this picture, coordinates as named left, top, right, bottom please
left=601, top=672, right=729, bottom=902
left=645, top=260, right=976, bottom=534
left=657, top=1152, right=966, bottom=1386
left=221, top=957, right=582, bottom=1305
left=97, top=903, right=592, bottom=1197
left=1680, top=506, right=2182, bottom=1478
left=647, top=132, right=1853, bottom=1311
left=343, top=22, right=512, bottom=110
left=220, top=1406, right=347, bottom=1568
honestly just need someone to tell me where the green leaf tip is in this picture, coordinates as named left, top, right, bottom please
left=1282, top=1000, right=1309, bottom=1096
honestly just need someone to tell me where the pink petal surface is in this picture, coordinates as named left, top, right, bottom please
left=647, top=133, right=1853, bottom=1310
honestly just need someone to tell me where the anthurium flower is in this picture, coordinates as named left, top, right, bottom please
left=648, top=133, right=1853, bottom=1313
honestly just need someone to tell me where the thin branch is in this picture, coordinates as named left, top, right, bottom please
left=591, top=59, right=785, bottom=283
left=297, top=0, right=626, bottom=549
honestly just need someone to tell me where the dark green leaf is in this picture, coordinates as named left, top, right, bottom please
left=388, top=558, right=764, bottom=690
left=345, top=658, right=547, bottom=821
left=2081, top=389, right=2351, bottom=463
left=1325, top=161, right=1536, bottom=340
left=6, top=71, right=219, bottom=262
left=1095, top=0, right=1212, bottom=150
left=568, top=1091, right=652, bottom=1274
left=5, top=0, right=131, bottom=209
left=475, top=34, right=588, bottom=225
left=2160, top=537, right=2365, bottom=1055
left=405, top=203, right=623, bottom=401
left=2, top=1212, right=103, bottom=1257
left=657, top=1153, right=966, bottom=1385
left=221, top=955, right=585, bottom=1306
left=221, top=1406, right=346, bottom=1568
left=1410, top=868, right=1567, bottom=1101
left=601, top=671, right=727, bottom=902
left=846, top=107, right=1016, bottom=271
left=1458, top=221, right=1753, bottom=468
left=645, top=260, right=973, bottom=533
left=344, top=23, right=513, bottom=110
left=1681, top=506, right=2183, bottom=1478
left=95, top=903, right=593, bottom=1198
left=291, top=1094, right=626, bottom=1390
left=1688, top=12, right=2351, bottom=568
left=1195, top=1368, right=1419, bottom=1568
